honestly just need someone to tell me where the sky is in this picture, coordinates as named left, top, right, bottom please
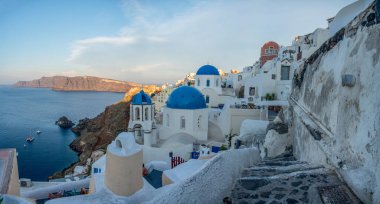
left=0, top=0, right=356, bottom=84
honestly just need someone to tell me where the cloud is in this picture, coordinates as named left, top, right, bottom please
left=77, top=36, right=136, bottom=45
left=67, top=36, right=137, bottom=61
left=66, top=0, right=353, bottom=84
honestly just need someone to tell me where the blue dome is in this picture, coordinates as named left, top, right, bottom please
left=132, top=90, right=152, bottom=105
left=196, top=65, right=220, bottom=76
left=166, top=86, right=206, bottom=109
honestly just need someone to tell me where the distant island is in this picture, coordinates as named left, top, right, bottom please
left=14, top=76, right=142, bottom=93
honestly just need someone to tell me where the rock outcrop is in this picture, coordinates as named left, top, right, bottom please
left=122, top=84, right=161, bottom=101
left=55, top=116, right=74, bottom=129
left=56, top=101, right=130, bottom=178
left=14, top=76, right=141, bottom=93
left=50, top=86, right=160, bottom=179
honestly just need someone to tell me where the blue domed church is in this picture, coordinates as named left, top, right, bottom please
left=194, top=65, right=222, bottom=108
left=128, top=90, right=157, bottom=146
left=160, top=86, right=209, bottom=142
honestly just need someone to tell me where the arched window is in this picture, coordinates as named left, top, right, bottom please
left=180, top=116, right=185, bottom=129
left=166, top=114, right=169, bottom=127
left=197, top=78, right=200, bottom=86
left=116, top=139, right=122, bottom=149
left=145, top=107, right=149, bottom=120
left=197, top=115, right=202, bottom=128
left=216, top=79, right=219, bottom=87
left=135, top=107, right=140, bottom=120
left=206, top=79, right=210, bottom=87
left=151, top=106, right=154, bottom=120
left=206, top=96, right=209, bottom=104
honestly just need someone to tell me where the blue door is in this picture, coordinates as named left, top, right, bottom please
left=206, top=96, right=209, bottom=103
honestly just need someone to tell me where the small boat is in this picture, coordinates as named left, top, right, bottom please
left=36, top=130, right=42, bottom=134
left=26, top=136, right=34, bottom=142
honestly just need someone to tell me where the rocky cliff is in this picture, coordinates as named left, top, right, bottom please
left=15, top=76, right=141, bottom=92
left=51, top=85, right=160, bottom=179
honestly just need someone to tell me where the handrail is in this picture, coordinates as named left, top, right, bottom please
left=289, top=97, right=333, bottom=138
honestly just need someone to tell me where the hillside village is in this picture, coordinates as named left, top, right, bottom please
left=1, top=0, right=379, bottom=203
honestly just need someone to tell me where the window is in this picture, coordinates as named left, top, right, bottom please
left=272, top=74, right=276, bottom=80
left=180, top=116, right=185, bottom=129
left=216, top=79, right=219, bottom=87
left=249, top=87, right=255, bottom=96
left=265, top=46, right=278, bottom=55
left=145, top=107, right=149, bottom=120
left=116, top=140, right=122, bottom=148
left=135, top=107, right=140, bottom=120
left=206, top=96, right=209, bottom=104
left=166, top=114, right=169, bottom=127
left=197, top=78, right=200, bottom=86
left=281, top=66, right=290, bottom=80
left=206, top=79, right=210, bottom=87
left=238, top=75, right=242, bottom=81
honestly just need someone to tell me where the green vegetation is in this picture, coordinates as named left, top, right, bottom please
left=225, top=130, right=238, bottom=148
left=220, top=145, right=228, bottom=151
left=265, top=93, right=276, bottom=101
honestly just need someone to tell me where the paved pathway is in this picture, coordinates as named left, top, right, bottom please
left=230, top=154, right=362, bottom=204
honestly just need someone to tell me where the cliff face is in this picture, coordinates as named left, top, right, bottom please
left=15, top=76, right=141, bottom=93
left=123, top=85, right=161, bottom=101
left=50, top=101, right=130, bottom=178
left=51, top=85, right=160, bottom=178
left=70, top=101, right=130, bottom=161
left=289, top=5, right=380, bottom=203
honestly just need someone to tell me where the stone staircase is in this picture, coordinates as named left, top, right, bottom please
left=230, top=154, right=362, bottom=204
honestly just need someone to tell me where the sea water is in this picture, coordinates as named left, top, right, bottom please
left=0, top=86, right=124, bottom=181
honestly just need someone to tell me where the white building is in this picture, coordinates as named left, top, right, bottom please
left=89, top=132, right=144, bottom=197
left=194, top=65, right=222, bottom=107
left=128, top=90, right=157, bottom=146
left=152, top=84, right=174, bottom=113
left=244, top=46, right=295, bottom=105
left=194, top=65, right=236, bottom=108
left=292, top=28, right=330, bottom=61
left=159, top=86, right=209, bottom=142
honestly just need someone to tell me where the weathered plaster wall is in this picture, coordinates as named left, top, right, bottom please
left=290, top=10, right=380, bottom=203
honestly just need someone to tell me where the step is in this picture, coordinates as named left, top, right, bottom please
left=241, top=163, right=324, bottom=177
left=262, top=153, right=295, bottom=162
left=231, top=170, right=347, bottom=203
left=256, top=160, right=308, bottom=167
left=262, top=156, right=296, bottom=162
left=238, top=168, right=328, bottom=185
